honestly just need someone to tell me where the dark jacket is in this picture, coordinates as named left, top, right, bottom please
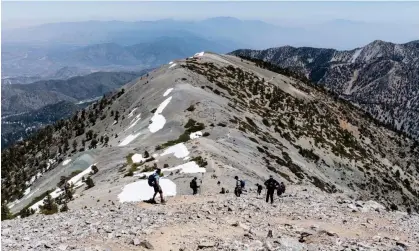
left=264, top=178, right=279, bottom=190
left=190, top=179, right=198, bottom=189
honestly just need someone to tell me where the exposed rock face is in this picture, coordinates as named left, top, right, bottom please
left=230, top=40, right=419, bottom=140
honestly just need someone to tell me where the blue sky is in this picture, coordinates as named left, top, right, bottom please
left=2, top=1, right=419, bottom=29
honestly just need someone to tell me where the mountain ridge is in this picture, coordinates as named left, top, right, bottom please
left=2, top=52, right=417, bottom=220
left=230, top=40, right=419, bottom=140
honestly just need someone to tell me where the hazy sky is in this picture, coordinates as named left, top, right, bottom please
left=2, top=1, right=419, bottom=29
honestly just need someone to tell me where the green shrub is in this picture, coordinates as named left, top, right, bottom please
left=262, top=118, right=270, bottom=127
left=190, top=156, right=208, bottom=167
left=186, top=105, right=195, bottom=112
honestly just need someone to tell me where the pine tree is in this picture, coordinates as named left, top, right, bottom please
left=40, top=195, right=58, bottom=215
left=60, top=203, right=69, bottom=212
left=86, top=130, right=94, bottom=140
left=72, top=140, right=78, bottom=151
left=85, top=177, right=95, bottom=189
left=1, top=201, right=13, bottom=221
left=90, top=139, right=98, bottom=149
left=64, top=182, right=74, bottom=201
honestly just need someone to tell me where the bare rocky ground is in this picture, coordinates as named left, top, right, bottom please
left=2, top=185, right=418, bottom=251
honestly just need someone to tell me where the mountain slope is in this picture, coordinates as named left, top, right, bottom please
left=230, top=40, right=419, bottom=140
left=1, top=101, right=94, bottom=149
left=2, top=52, right=418, bottom=221
left=2, top=187, right=419, bottom=250
left=1, top=71, right=144, bottom=115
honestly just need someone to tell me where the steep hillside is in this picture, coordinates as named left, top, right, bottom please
left=1, top=71, right=144, bottom=115
left=1, top=101, right=93, bottom=149
left=230, top=40, right=419, bottom=140
left=2, top=52, right=418, bottom=223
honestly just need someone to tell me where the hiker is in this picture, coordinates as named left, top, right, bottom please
left=190, top=177, right=200, bottom=195
left=148, top=169, right=165, bottom=204
left=264, top=175, right=279, bottom=204
left=277, top=182, right=286, bottom=197
left=256, top=183, right=263, bottom=196
left=234, top=176, right=243, bottom=197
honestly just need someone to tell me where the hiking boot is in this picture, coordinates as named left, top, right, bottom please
left=161, top=200, right=166, bottom=204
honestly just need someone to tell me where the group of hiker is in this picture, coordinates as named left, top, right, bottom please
left=147, top=168, right=285, bottom=204
left=235, top=175, right=285, bottom=204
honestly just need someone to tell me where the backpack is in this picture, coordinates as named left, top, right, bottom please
left=281, top=183, right=286, bottom=193
left=190, top=180, right=194, bottom=188
left=240, top=180, right=245, bottom=188
left=148, top=174, right=156, bottom=187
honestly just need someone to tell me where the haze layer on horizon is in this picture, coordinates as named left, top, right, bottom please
left=2, top=1, right=419, bottom=29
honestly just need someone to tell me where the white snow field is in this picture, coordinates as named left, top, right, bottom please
left=161, top=143, right=189, bottom=158
left=194, top=52, right=205, bottom=57
left=118, top=179, right=177, bottom=202
left=169, top=63, right=177, bottom=69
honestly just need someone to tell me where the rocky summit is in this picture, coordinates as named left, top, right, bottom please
left=1, top=52, right=419, bottom=250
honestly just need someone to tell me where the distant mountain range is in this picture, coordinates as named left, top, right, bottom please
left=1, top=71, right=144, bottom=115
left=3, top=17, right=418, bottom=78
left=1, top=34, right=234, bottom=78
left=230, top=40, right=419, bottom=140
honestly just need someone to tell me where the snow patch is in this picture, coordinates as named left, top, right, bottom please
left=112, top=120, right=118, bottom=125
left=307, top=58, right=313, bottom=63
left=132, top=154, right=146, bottom=164
left=169, top=63, right=177, bottom=69
left=118, top=179, right=177, bottom=203
left=194, top=52, right=205, bottom=57
left=134, top=161, right=206, bottom=178
left=62, top=159, right=71, bottom=166
left=128, top=108, right=137, bottom=118
left=351, top=48, right=363, bottom=63
left=126, top=113, right=141, bottom=131
left=190, top=131, right=203, bottom=139
left=161, top=143, right=189, bottom=158
left=119, top=132, right=142, bottom=146
left=168, top=61, right=174, bottom=65
left=23, top=187, right=31, bottom=196
left=30, top=163, right=97, bottom=212
left=163, top=88, right=173, bottom=97
left=148, top=96, right=172, bottom=133
left=155, top=96, right=172, bottom=114
left=149, top=114, right=166, bottom=133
